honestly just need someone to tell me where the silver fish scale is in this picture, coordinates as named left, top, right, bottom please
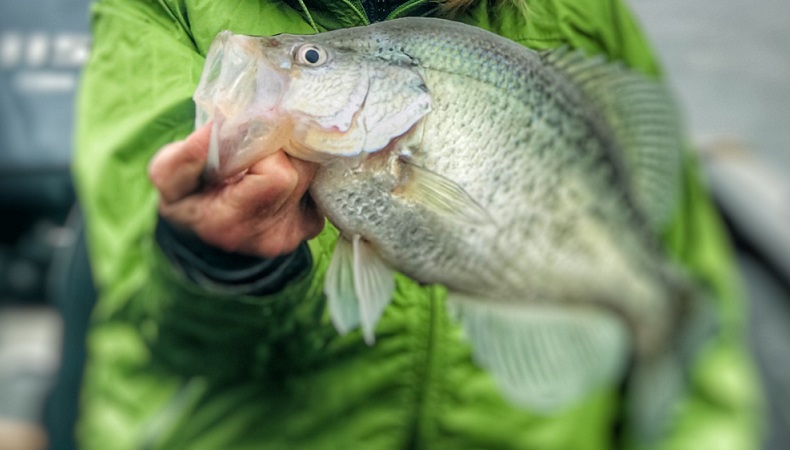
left=417, top=71, right=650, bottom=296
left=319, top=18, right=644, bottom=232
left=310, top=18, right=676, bottom=352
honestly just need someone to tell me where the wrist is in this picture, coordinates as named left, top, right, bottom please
left=155, top=215, right=312, bottom=296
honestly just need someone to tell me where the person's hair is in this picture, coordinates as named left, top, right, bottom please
left=436, top=0, right=529, bottom=15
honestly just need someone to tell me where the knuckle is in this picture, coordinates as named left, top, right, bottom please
left=269, top=164, right=300, bottom=197
left=266, top=153, right=299, bottom=192
left=254, top=172, right=299, bottom=214
left=148, top=159, right=165, bottom=188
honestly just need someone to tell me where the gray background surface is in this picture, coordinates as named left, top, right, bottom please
left=630, top=1, right=790, bottom=447
left=631, top=0, right=790, bottom=170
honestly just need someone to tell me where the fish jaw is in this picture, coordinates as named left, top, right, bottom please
left=195, top=31, right=293, bottom=182
left=194, top=30, right=372, bottom=182
left=194, top=29, right=433, bottom=182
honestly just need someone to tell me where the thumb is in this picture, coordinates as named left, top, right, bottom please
left=149, top=124, right=213, bottom=203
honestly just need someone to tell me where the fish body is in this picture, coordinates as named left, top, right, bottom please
left=195, top=17, right=706, bottom=438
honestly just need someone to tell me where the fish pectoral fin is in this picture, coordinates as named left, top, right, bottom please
left=447, top=293, right=630, bottom=412
left=397, top=159, right=493, bottom=226
left=325, top=235, right=395, bottom=345
left=325, top=237, right=360, bottom=335
left=352, top=235, right=395, bottom=345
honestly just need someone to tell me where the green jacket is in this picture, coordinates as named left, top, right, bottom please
left=74, top=0, right=762, bottom=448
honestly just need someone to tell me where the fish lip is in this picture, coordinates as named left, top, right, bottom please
left=195, top=31, right=293, bottom=181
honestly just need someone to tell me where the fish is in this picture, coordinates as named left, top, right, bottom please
left=193, top=17, right=712, bottom=440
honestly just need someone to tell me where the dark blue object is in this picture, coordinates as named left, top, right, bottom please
left=0, top=0, right=90, bottom=211
left=1, top=1, right=94, bottom=449
left=44, top=209, right=96, bottom=450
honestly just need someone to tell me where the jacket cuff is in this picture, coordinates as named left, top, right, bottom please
left=154, top=215, right=311, bottom=296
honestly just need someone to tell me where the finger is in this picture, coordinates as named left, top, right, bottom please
left=161, top=152, right=300, bottom=238
left=243, top=151, right=317, bottom=207
left=289, top=158, right=323, bottom=241
left=251, top=198, right=324, bottom=257
left=149, top=124, right=213, bottom=203
left=235, top=151, right=302, bottom=215
left=157, top=192, right=208, bottom=227
left=288, top=156, right=319, bottom=199
left=298, top=194, right=326, bottom=240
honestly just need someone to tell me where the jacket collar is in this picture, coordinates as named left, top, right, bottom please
left=282, top=0, right=434, bottom=31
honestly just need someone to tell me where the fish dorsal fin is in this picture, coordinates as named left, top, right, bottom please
left=447, top=293, right=630, bottom=412
left=541, top=48, right=684, bottom=231
left=396, top=158, right=493, bottom=225
left=324, top=235, right=395, bottom=345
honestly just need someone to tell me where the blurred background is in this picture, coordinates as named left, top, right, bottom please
left=0, top=0, right=787, bottom=449
left=631, top=1, right=790, bottom=449
left=0, top=0, right=91, bottom=449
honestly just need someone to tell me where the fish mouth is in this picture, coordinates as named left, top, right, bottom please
left=194, top=31, right=291, bottom=183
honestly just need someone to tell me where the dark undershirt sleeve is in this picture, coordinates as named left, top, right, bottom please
left=155, top=215, right=312, bottom=297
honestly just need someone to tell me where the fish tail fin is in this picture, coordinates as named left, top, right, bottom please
left=626, top=278, right=717, bottom=443
left=627, top=350, right=685, bottom=444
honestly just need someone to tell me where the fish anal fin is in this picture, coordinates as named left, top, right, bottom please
left=447, top=293, right=630, bottom=412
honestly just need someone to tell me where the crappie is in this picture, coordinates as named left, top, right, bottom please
left=194, top=17, right=709, bottom=439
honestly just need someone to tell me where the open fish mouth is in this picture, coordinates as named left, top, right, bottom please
left=194, top=31, right=291, bottom=182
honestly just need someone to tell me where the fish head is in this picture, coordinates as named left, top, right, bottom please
left=195, top=29, right=432, bottom=182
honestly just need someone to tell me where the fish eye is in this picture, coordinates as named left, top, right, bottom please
left=295, top=44, right=329, bottom=66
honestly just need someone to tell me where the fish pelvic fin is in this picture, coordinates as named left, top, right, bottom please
left=324, top=237, right=360, bottom=334
left=324, top=235, right=396, bottom=345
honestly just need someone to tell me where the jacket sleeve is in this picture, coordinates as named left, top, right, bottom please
left=155, top=215, right=312, bottom=296
left=559, top=0, right=764, bottom=448
left=73, top=0, right=329, bottom=384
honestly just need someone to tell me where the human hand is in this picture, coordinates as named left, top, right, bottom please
left=148, top=124, right=324, bottom=258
